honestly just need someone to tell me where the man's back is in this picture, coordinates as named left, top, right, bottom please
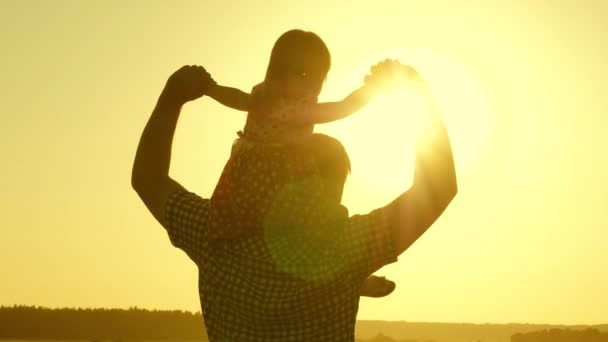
left=164, top=189, right=399, bottom=341
left=132, top=62, right=457, bottom=342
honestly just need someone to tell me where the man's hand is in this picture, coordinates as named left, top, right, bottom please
left=161, top=65, right=216, bottom=106
left=364, top=59, right=426, bottom=95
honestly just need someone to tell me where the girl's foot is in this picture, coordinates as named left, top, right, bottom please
left=360, top=275, right=396, bottom=298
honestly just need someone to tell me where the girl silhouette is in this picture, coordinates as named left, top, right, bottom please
left=204, top=29, right=395, bottom=297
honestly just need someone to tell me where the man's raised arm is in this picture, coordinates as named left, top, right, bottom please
left=131, top=65, right=213, bottom=228
left=391, top=71, right=458, bottom=255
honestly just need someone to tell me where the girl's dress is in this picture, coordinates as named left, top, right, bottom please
left=208, top=86, right=334, bottom=240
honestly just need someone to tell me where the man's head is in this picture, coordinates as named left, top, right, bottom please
left=307, top=133, right=351, bottom=204
left=264, top=29, right=331, bottom=101
left=263, top=134, right=351, bottom=282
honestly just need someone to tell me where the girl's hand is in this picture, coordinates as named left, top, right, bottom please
left=363, top=59, right=395, bottom=93
left=364, top=59, right=424, bottom=94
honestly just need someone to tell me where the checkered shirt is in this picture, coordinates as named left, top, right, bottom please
left=165, top=189, right=399, bottom=341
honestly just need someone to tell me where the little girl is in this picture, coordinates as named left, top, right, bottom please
left=206, top=76, right=376, bottom=240
left=204, top=29, right=395, bottom=296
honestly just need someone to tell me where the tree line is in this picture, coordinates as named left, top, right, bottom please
left=0, top=305, right=207, bottom=340
left=511, top=327, right=608, bottom=342
left=2, top=305, right=605, bottom=341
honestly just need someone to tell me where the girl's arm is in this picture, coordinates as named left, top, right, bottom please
left=299, top=85, right=375, bottom=125
left=206, top=84, right=251, bottom=112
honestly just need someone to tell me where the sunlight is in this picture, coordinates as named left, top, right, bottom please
left=320, top=47, right=494, bottom=209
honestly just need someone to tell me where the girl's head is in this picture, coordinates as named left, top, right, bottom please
left=264, top=29, right=331, bottom=101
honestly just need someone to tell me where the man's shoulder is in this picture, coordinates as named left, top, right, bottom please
left=167, top=188, right=210, bottom=210
left=341, top=202, right=400, bottom=274
left=163, top=188, right=211, bottom=260
left=165, top=188, right=211, bottom=226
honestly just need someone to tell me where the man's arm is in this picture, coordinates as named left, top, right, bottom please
left=390, top=79, right=458, bottom=255
left=131, top=65, right=212, bottom=228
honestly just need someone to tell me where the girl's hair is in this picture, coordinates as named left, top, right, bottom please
left=264, top=29, right=331, bottom=84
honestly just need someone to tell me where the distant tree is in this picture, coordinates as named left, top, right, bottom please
left=355, top=333, right=419, bottom=342
left=511, top=327, right=608, bottom=342
left=0, top=305, right=207, bottom=340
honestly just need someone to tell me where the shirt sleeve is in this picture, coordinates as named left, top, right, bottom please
left=164, top=188, right=210, bottom=264
left=341, top=201, right=401, bottom=281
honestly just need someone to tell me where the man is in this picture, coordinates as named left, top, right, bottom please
left=131, top=59, right=457, bottom=340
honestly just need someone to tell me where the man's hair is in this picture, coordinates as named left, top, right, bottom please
left=308, top=133, right=351, bottom=203
left=264, top=29, right=331, bottom=84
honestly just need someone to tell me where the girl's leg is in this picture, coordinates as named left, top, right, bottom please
left=360, top=275, right=396, bottom=298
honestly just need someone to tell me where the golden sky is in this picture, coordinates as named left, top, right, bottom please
left=1, top=0, right=607, bottom=324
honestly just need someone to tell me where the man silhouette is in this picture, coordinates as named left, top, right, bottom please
left=132, top=54, right=457, bottom=341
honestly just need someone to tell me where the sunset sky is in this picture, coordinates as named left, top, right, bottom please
left=1, top=0, right=607, bottom=325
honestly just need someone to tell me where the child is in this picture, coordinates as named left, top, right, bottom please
left=206, top=80, right=376, bottom=239
left=205, top=29, right=396, bottom=296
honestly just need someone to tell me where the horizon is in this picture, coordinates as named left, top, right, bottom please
left=1, top=0, right=607, bottom=325
left=3, top=304, right=607, bottom=327
left=4, top=306, right=607, bottom=342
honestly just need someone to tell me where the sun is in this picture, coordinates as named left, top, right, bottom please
left=317, top=47, right=494, bottom=213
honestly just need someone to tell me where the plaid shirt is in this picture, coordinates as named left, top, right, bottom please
left=165, top=189, right=399, bottom=341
